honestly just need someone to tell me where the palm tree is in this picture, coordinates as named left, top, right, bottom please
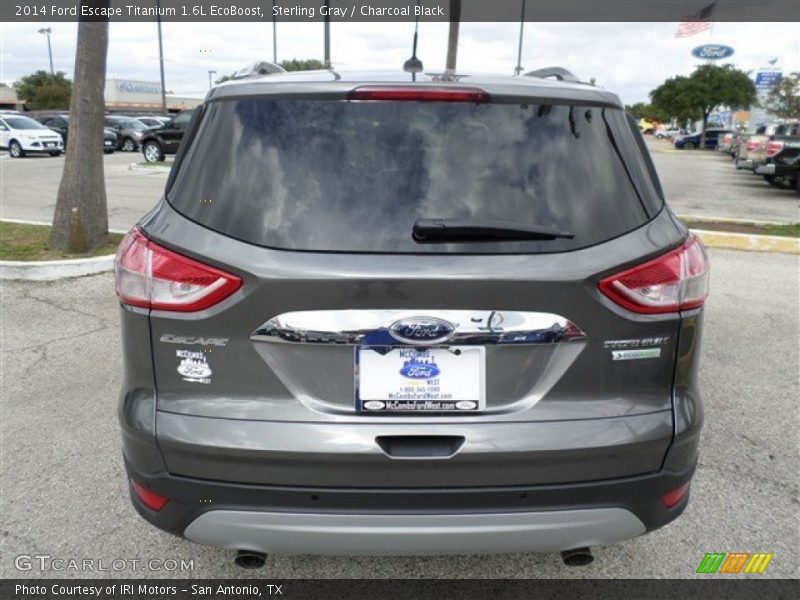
left=49, top=4, right=109, bottom=252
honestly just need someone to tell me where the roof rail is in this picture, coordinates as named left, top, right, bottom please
left=231, top=61, right=287, bottom=80
left=523, top=67, right=580, bottom=83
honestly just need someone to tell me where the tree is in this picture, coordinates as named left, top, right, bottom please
left=624, top=102, right=671, bottom=124
left=14, top=71, right=72, bottom=110
left=49, top=5, right=109, bottom=252
left=278, top=58, right=325, bottom=72
left=762, top=72, right=800, bottom=120
left=651, top=64, right=756, bottom=147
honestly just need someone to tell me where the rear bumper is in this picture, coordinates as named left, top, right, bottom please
left=736, top=158, right=755, bottom=170
left=124, top=456, right=696, bottom=554
left=183, top=507, right=646, bottom=555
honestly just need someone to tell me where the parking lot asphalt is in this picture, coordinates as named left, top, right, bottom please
left=0, top=139, right=798, bottom=232
left=0, top=152, right=168, bottom=231
left=1, top=248, right=798, bottom=579
left=648, top=139, right=799, bottom=224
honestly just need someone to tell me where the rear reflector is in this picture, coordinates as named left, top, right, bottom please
left=599, top=235, right=709, bottom=314
left=114, top=228, right=241, bottom=312
left=130, top=480, right=168, bottom=511
left=662, top=483, right=690, bottom=508
left=766, top=140, right=784, bottom=157
left=348, top=85, right=491, bottom=103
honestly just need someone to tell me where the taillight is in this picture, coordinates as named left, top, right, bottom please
left=348, top=85, right=491, bottom=103
left=130, top=480, right=168, bottom=511
left=767, top=140, right=784, bottom=157
left=662, top=483, right=690, bottom=508
left=114, top=228, right=241, bottom=312
left=598, top=235, right=709, bottom=314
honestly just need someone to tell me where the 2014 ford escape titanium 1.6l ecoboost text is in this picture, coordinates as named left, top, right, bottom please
left=115, top=69, right=708, bottom=561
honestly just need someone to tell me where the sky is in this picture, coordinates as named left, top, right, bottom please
left=1, top=21, right=798, bottom=104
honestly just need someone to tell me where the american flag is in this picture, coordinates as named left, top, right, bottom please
left=675, top=2, right=716, bottom=38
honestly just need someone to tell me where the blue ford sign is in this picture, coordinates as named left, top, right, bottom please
left=692, top=45, right=735, bottom=60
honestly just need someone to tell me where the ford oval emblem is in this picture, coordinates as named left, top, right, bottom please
left=389, top=317, right=455, bottom=345
left=691, top=44, right=735, bottom=60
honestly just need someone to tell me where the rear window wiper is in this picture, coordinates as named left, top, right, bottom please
left=412, top=218, right=574, bottom=243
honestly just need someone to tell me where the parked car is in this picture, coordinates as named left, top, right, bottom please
left=104, top=115, right=148, bottom=151
left=673, top=128, right=732, bottom=150
left=136, top=115, right=171, bottom=129
left=754, top=122, right=800, bottom=191
left=654, top=127, right=682, bottom=140
left=734, top=123, right=781, bottom=170
left=33, top=113, right=117, bottom=154
left=115, top=68, right=708, bottom=565
left=0, top=114, right=63, bottom=157
left=139, top=109, right=194, bottom=162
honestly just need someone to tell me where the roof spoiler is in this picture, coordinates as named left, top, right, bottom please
left=231, top=61, right=287, bottom=80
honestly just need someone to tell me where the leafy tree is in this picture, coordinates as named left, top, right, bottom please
left=624, top=102, right=670, bottom=123
left=50, top=4, right=109, bottom=252
left=279, top=58, right=325, bottom=72
left=651, top=64, right=756, bottom=146
left=762, top=72, right=800, bottom=120
left=14, top=70, right=72, bottom=110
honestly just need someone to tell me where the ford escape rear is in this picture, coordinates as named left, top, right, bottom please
left=116, top=68, right=707, bottom=561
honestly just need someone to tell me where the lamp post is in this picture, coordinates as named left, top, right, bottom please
left=272, top=0, right=277, bottom=63
left=38, top=27, right=54, bottom=75
left=156, top=0, right=167, bottom=114
left=514, top=0, right=526, bottom=75
left=208, top=70, right=217, bottom=90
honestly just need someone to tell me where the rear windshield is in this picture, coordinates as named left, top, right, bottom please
left=168, top=98, right=660, bottom=254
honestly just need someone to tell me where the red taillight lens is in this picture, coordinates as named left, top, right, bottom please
left=130, top=480, right=168, bottom=511
left=766, top=140, right=784, bottom=157
left=599, top=235, right=709, bottom=314
left=114, top=228, right=241, bottom=312
left=662, top=483, right=690, bottom=508
left=348, top=85, right=491, bottom=103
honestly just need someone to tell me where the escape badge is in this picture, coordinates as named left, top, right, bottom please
left=176, top=349, right=212, bottom=384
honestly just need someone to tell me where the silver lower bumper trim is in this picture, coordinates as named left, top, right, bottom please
left=754, top=163, right=776, bottom=175
left=184, top=508, right=646, bottom=555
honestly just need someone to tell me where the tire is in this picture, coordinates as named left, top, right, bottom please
left=794, top=176, right=800, bottom=195
left=122, top=137, right=137, bottom=152
left=49, top=151, right=62, bottom=157
left=142, top=140, right=165, bottom=163
left=104, top=149, right=115, bottom=154
left=683, top=142, right=695, bottom=150
left=8, top=140, right=24, bottom=158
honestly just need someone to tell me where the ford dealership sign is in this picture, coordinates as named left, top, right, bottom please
left=692, top=45, right=735, bottom=60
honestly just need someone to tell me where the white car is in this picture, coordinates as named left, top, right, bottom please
left=0, top=114, right=64, bottom=157
left=654, top=127, right=682, bottom=140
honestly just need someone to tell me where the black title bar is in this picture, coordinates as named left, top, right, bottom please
left=4, top=0, right=799, bottom=22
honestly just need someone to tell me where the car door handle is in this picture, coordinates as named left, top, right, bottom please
left=376, top=436, right=465, bottom=459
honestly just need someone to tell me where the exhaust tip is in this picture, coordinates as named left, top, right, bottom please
left=234, top=550, right=267, bottom=569
left=561, top=547, right=594, bottom=567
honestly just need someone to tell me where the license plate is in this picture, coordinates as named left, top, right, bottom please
left=104, top=141, right=113, bottom=146
left=44, top=142, right=54, bottom=147
left=355, top=346, right=485, bottom=413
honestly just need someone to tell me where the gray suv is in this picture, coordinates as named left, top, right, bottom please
left=115, top=68, right=708, bottom=566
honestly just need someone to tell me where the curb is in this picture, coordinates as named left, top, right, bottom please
left=128, top=162, right=171, bottom=173
left=0, top=254, right=115, bottom=281
left=690, top=228, right=800, bottom=255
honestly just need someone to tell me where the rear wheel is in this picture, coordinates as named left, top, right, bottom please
left=8, top=140, right=24, bottom=158
left=794, top=176, right=800, bottom=195
left=683, top=142, right=695, bottom=150
left=143, top=141, right=165, bottom=163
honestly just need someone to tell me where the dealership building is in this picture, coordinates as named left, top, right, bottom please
left=0, top=78, right=202, bottom=113
left=104, top=78, right=202, bottom=113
